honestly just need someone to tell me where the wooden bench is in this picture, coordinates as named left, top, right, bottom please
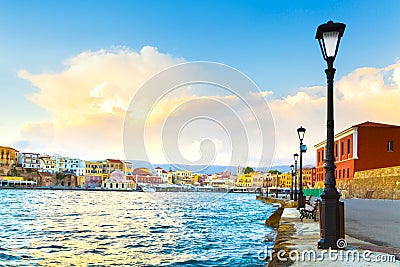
left=300, top=199, right=321, bottom=222
left=305, top=195, right=312, bottom=205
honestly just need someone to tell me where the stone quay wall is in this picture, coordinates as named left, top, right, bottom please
left=337, top=166, right=400, bottom=200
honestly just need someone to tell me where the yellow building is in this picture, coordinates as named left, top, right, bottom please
left=173, top=170, right=193, bottom=185
left=166, top=170, right=173, bottom=184
left=122, top=161, right=134, bottom=175
left=0, top=146, right=19, bottom=169
left=235, top=173, right=253, bottom=187
left=192, top=173, right=202, bottom=185
left=85, top=161, right=104, bottom=182
left=278, top=172, right=293, bottom=188
left=77, top=175, right=86, bottom=188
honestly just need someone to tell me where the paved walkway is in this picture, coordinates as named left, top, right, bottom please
left=269, top=208, right=399, bottom=266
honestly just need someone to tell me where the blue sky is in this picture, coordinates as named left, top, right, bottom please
left=1, top=1, right=400, bottom=166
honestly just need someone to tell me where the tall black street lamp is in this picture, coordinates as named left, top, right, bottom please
left=275, top=173, right=279, bottom=198
left=316, top=20, right=346, bottom=249
left=293, top=153, right=298, bottom=201
left=290, top=164, right=294, bottom=200
left=297, top=126, right=306, bottom=209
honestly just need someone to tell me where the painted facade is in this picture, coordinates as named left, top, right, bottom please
left=315, top=121, right=400, bottom=183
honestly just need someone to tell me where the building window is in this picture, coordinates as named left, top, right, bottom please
left=335, top=143, right=338, bottom=158
left=347, top=139, right=351, bottom=155
left=341, top=142, right=344, bottom=156
left=388, top=141, right=394, bottom=152
left=347, top=168, right=350, bottom=178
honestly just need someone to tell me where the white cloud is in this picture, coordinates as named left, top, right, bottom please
left=17, top=46, right=184, bottom=159
left=269, top=60, right=400, bottom=166
left=15, top=47, right=400, bottom=169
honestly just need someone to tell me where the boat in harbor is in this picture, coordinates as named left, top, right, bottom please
left=142, top=186, right=156, bottom=192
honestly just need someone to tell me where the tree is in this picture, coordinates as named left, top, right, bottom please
left=268, top=169, right=281, bottom=175
left=244, top=166, right=254, bottom=174
left=56, top=172, right=66, bottom=180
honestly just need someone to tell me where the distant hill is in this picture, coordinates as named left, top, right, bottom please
left=126, top=160, right=314, bottom=175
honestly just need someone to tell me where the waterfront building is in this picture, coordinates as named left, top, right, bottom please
left=261, top=172, right=272, bottom=193
left=203, top=174, right=214, bottom=187
left=84, top=161, right=103, bottom=185
left=162, top=170, right=172, bottom=184
left=210, top=178, right=230, bottom=188
left=84, top=175, right=102, bottom=189
left=315, top=121, right=400, bottom=184
left=295, top=167, right=315, bottom=188
left=278, top=172, right=292, bottom=188
left=132, top=167, right=152, bottom=176
left=251, top=172, right=264, bottom=189
left=77, top=175, right=85, bottom=187
left=173, top=170, right=193, bottom=185
left=39, top=172, right=55, bottom=186
left=122, top=161, right=134, bottom=175
left=38, top=154, right=83, bottom=176
left=39, top=155, right=57, bottom=174
left=154, top=166, right=164, bottom=177
left=102, top=159, right=123, bottom=181
left=102, top=170, right=136, bottom=190
left=59, top=157, right=84, bottom=175
left=19, top=152, right=40, bottom=169
left=235, top=173, right=253, bottom=187
left=0, top=146, right=19, bottom=172
left=85, top=161, right=103, bottom=175
left=134, top=175, right=163, bottom=186
left=0, top=176, right=36, bottom=187
left=132, top=167, right=162, bottom=186
left=192, top=173, right=204, bottom=186
left=76, top=160, right=86, bottom=176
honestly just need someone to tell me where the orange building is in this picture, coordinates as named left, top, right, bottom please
left=315, top=121, right=400, bottom=183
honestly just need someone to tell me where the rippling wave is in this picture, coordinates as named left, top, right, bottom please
left=0, top=190, right=276, bottom=266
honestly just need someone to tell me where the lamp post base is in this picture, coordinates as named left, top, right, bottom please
left=297, top=191, right=304, bottom=209
left=318, top=188, right=341, bottom=249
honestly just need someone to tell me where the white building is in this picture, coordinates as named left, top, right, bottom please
left=39, top=155, right=57, bottom=174
left=161, top=170, right=172, bottom=183
left=39, top=154, right=84, bottom=175
left=19, top=152, right=40, bottom=169
left=154, top=167, right=164, bottom=177
left=102, top=170, right=136, bottom=190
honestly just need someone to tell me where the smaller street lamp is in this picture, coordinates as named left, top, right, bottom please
left=293, top=153, right=299, bottom=201
left=290, top=164, right=294, bottom=200
left=297, top=126, right=307, bottom=209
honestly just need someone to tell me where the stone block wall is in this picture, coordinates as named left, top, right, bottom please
left=336, top=166, right=400, bottom=199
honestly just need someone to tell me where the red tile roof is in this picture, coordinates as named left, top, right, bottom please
left=355, top=121, right=400, bottom=128
left=106, top=159, right=122, bottom=163
left=133, top=168, right=152, bottom=175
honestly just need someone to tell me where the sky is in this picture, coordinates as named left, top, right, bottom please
left=1, top=0, right=400, bottom=168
